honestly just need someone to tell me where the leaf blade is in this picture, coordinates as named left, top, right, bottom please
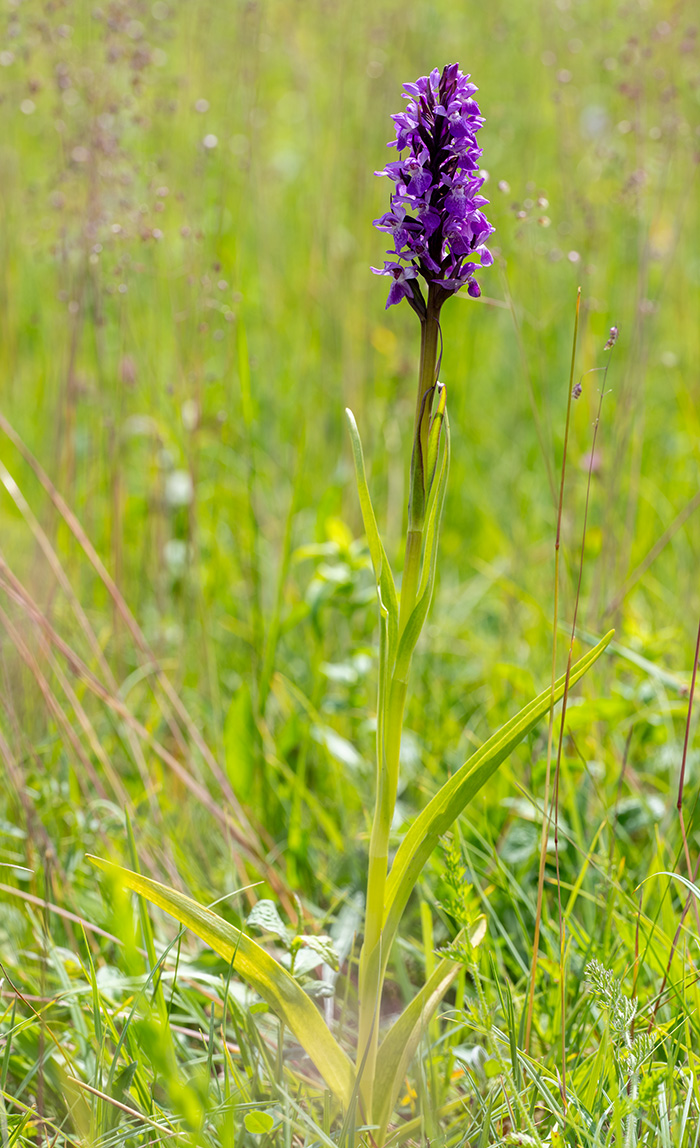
left=87, top=859, right=355, bottom=1107
left=345, top=408, right=399, bottom=664
left=372, top=956, right=461, bottom=1137
left=382, top=632, right=614, bottom=954
left=393, top=415, right=450, bottom=682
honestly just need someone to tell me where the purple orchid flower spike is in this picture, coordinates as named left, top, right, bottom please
left=373, top=63, right=494, bottom=314
left=371, top=261, right=419, bottom=309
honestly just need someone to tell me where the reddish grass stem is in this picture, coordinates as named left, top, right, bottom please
left=649, top=608, right=700, bottom=1025
left=525, top=287, right=580, bottom=1054
left=0, top=412, right=252, bottom=830
left=550, top=344, right=611, bottom=1111
left=677, top=613, right=700, bottom=882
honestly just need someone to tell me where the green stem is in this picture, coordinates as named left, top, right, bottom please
left=400, top=285, right=441, bottom=634
left=357, top=284, right=442, bottom=1125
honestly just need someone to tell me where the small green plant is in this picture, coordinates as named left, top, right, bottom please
left=245, top=898, right=339, bottom=986
left=586, top=960, right=654, bottom=1147
left=90, top=63, right=611, bottom=1144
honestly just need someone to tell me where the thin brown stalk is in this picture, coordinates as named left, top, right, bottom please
left=36, top=629, right=186, bottom=886
left=0, top=462, right=160, bottom=819
left=0, top=569, right=291, bottom=908
left=0, top=423, right=290, bottom=903
left=0, top=883, right=127, bottom=948
left=0, top=958, right=84, bottom=1083
left=0, top=601, right=110, bottom=805
left=676, top=611, right=700, bottom=933
left=174, top=1023, right=241, bottom=1055
left=0, top=460, right=111, bottom=679
left=549, top=350, right=611, bottom=1111
left=525, top=287, right=580, bottom=1053
left=67, top=1078, right=179, bottom=1136
left=41, top=636, right=133, bottom=808
left=0, top=559, right=150, bottom=808
left=649, top=848, right=700, bottom=1031
left=0, top=578, right=250, bottom=847
left=649, top=612, right=700, bottom=1025
left=0, top=1094, right=83, bottom=1148
left=631, top=890, right=641, bottom=1041
left=0, top=708, right=60, bottom=872
left=0, top=411, right=256, bottom=835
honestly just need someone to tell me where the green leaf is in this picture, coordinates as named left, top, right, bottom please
left=224, top=683, right=258, bottom=802
left=381, top=631, right=614, bottom=962
left=244, top=1110, right=275, bottom=1134
left=301, top=979, right=335, bottom=999
left=425, top=382, right=446, bottom=498
left=105, top=1061, right=138, bottom=1132
left=415, top=414, right=449, bottom=604
left=345, top=408, right=399, bottom=667
left=372, top=956, right=461, bottom=1138
left=393, top=414, right=450, bottom=683
left=87, top=859, right=355, bottom=1107
left=295, top=934, right=339, bottom=972
left=246, top=900, right=293, bottom=946
left=372, top=915, right=485, bottom=1137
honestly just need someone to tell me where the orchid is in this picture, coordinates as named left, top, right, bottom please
left=373, top=63, right=495, bottom=313
left=92, top=63, right=613, bottom=1148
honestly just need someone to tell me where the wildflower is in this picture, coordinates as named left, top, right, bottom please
left=604, top=325, right=619, bottom=349
left=370, top=260, right=419, bottom=309
left=373, top=63, right=494, bottom=313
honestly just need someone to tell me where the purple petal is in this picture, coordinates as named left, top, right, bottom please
left=373, top=62, right=493, bottom=303
left=386, top=279, right=412, bottom=307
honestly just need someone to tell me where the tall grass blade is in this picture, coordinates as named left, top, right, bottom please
left=393, top=417, right=449, bottom=682
left=345, top=409, right=399, bottom=664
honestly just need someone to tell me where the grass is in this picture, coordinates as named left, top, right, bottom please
left=1, top=0, right=700, bottom=1143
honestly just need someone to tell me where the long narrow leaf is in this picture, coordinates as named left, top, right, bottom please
left=416, top=411, right=449, bottom=605
left=372, top=955, right=462, bottom=1137
left=424, top=383, right=446, bottom=499
left=345, top=408, right=399, bottom=664
left=393, top=416, right=450, bottom=682
left=382, top=631, right=613, bottom=957
left=88, top=859, right=355, bottom=1107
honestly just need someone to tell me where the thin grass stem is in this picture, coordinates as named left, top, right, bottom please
left=526, top=287, right=581, bottom=1052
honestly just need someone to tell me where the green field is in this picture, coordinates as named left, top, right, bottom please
left=1, top=0, right=699, bottom=1144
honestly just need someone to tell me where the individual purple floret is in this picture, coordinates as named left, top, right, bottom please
left=372, top=63, right=495, bottom=313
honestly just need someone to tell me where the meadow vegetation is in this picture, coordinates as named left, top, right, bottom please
left=0, top=0, right=699, bottom=1144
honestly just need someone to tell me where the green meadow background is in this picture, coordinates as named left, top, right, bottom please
left=1, top=0, right=699, bottom=1142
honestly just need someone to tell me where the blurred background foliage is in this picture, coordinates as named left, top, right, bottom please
left=0, top=0, right=699, bottom=1142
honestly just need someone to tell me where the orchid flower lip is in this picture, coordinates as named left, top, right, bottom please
left=373, top=63, right=495, bottom=310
